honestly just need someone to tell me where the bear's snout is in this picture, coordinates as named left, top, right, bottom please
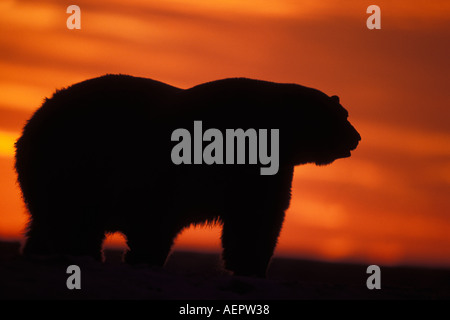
left=347, top=123, right=361, bottom=152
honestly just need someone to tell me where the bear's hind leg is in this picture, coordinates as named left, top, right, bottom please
left=23, top=210, right=106, bottom=261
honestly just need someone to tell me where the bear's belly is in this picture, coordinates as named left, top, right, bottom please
left=168, top=168, right=229, bottom=223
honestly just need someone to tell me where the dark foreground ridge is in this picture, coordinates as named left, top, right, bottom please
left=0, top=241, right=449, bottom=300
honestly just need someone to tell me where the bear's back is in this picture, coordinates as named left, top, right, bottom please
left=15, top=75, right=182, bottom=203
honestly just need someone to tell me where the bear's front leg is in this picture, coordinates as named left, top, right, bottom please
left=221, top=167, right=293, bottom=277
left=221, top=207, right=285, bottom=277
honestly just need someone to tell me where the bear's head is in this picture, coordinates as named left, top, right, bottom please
left=179, top=78, right=360, bottom=168
left=281, top=88, right=361, bottom=167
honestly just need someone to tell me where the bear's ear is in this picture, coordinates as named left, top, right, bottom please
left=331, top=95, right=340, bottom=104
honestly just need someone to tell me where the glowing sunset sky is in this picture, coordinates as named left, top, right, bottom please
left=0, top=0, right=449, bottom=267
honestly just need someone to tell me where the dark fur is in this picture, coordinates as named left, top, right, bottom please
left=15, top=74, right=360, bottom=276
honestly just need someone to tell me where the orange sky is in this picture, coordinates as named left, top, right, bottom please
left=1, top=0, right=449, bottom=268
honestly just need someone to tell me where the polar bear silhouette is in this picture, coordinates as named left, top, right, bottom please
left=15, top=75, right=360, bottom=276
